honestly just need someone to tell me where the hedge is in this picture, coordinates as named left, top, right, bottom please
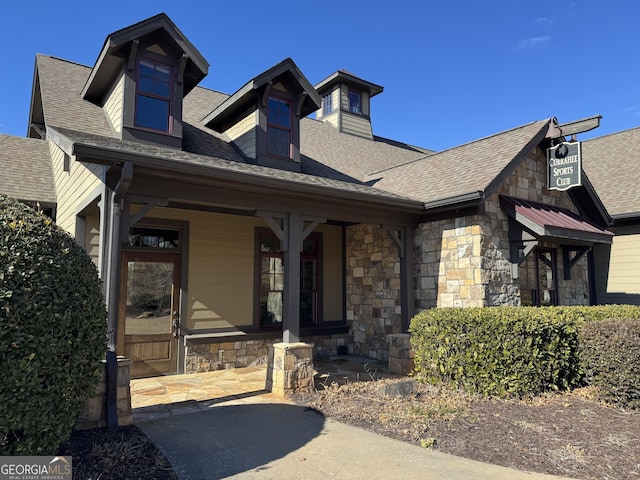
left=410, top=305, right=640, bottom=399
left=579, top=318, right=640, bottom=409
left=0, top=195, right=107, bottom=455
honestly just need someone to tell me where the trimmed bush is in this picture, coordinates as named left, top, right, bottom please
left=410, top=305, right=640, bottom=399
left=0, top=195, right=106, bottom=455
left=579, top=318, right=640, bottom=409
left=410, top=307, right=586, bottom=397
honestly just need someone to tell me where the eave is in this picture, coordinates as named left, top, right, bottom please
left=82, top=13, right=209, bottom=102
left=62, top=131, right=423, bottom=225
left=203, top=58, right=321, bottom=131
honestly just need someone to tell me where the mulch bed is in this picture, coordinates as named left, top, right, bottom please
left=291, top=379, right=640, bottom=480
left=58, top=425, right=177, bottom=480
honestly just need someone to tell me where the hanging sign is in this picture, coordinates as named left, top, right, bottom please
left=547, top=141, right=582, bottom=191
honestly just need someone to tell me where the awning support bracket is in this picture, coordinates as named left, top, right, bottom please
left=562, top=245, right=590, bottom=280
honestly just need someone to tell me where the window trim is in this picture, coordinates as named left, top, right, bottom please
left=321, top=93, right=333, bottom=115
left=348, top=89, right=362, bottom=115
left=266, top=95, right=292, bottom=159
left=134, top=57, right=173, bottom=133
left=255, top=229, right=323, bottom=329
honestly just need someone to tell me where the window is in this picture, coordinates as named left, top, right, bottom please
left=128, top=226, right=180, bottom=249
left=321, top=93, right=333, bottom=115
left=267, top=96, right=291, bottom=158
left=348, top=90, right=362, bottom=114
left=258, top=230, right=321, bottom=328
left=135, top=59, right=172, bottom=132
left=519, top=247, right=558, bottom=306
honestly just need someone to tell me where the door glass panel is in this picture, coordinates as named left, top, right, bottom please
left=125, top=261, right=174, bottom=335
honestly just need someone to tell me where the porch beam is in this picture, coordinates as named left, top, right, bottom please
left=129, top=196, right=169, bottom=227
left=257, top=210, right=287, bottom=250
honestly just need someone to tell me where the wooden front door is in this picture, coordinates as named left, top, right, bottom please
left=119, top=251, right=181, bottom=378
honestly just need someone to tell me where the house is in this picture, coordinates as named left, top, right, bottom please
left=1, top=13, right=615, bottom=385
left=582, top=128, right=640, bottom=305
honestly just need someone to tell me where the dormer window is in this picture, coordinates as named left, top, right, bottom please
left=348, top=90, right=362, bottom=114
left=267, top=95, right=292, bottom=158
left=135, top=58, right=172, bottom=132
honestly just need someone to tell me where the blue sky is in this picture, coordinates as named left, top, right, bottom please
left=1, top=0, right=639, bottom=151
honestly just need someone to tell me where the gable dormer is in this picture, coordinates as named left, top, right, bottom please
left=81, top=13, right=208, bottom=149
left=315, top=70, right=383, bottom=140
left=203, top=58, right=321, bottom=172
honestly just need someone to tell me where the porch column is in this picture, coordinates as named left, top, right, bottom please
left=400, top=226, right=415, bottom=333
left=283, top=212, right=302, bottom=343
left=103, top=162, right=132, bottom=428
left=385, top=225, right=415, bottom=332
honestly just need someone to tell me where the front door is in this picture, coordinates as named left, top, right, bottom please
left=119, top=251, right=181, bottom=378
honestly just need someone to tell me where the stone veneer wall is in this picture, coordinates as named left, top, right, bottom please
left=76, top=358, right=132, bottom=430
left=415, top=146, right=591, bottom=309
left=184, top=333, right=349, bottom=373
left=345, top=224, right=402, bottom=361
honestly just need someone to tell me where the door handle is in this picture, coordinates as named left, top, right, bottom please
left=172, top=314, right=180, bottom=338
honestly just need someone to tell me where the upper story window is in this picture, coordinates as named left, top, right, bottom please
left=348, top=90, right=362, bottom=114
left=135, top=59, right=172, bottom=132
left=267, top=96, right=292, bottom=158
left=321, top=93, right=333, bottom=115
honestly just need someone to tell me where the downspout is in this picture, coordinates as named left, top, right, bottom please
left=105, top=162, right=133, bottom=429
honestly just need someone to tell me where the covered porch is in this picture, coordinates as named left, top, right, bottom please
left=64, top=128, right=423, bottom=383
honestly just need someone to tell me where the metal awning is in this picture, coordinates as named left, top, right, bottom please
left=500, top=195, right=613, bottom=245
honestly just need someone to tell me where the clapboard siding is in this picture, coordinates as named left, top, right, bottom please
left=141, top=207, right=345, bottom=330
left=50, top=141, right=103, bottom=236
left=593, top=225, right=640, bottom=304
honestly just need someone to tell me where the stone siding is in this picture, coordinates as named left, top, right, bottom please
left=415, top=146, right=591, bottom=309
left=185, top=333, right=349, bottom=373
left=346, top=224, right=402, bottom=361
left=76, top=357, right=132, bottom=430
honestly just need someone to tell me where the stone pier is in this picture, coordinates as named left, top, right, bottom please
left=266, top=343, right=314, bottom=397
left=76, top=357, right=132, bottom=429
left=388, top=333, right=414, bottom=375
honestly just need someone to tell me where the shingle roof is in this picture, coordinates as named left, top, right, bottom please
left=37, top=55, right=116, bottom=138
left=0, top=135, right=56, bottom=203
left=35, top=55, right=435, bottom=188
left=367, top=119, right=551, bottom=204
left=582, top=127, right=640, bottom=218
left=300, top=118, right=432, bottom=183
left=50, top=126, right=421, bottom=205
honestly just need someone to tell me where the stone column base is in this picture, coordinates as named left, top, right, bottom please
left=76, top=357, right=132, bottom=430
left=388, top=334, right=414, bottom=375
left=266, top=342, right=314, bottom=397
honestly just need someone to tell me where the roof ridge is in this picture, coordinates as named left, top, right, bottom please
left=38, top=54, right=91, bottom=70
left=583, top=124, right=640, bottom=143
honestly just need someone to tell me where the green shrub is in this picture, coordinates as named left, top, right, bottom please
left=0, top=195, right=107, bottom=455
left=579, top=318, right=640, bottom=409
left=409, top=307, right=585, bottom=397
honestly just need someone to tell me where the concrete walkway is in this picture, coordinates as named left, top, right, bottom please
left=132, top=364, right=576, bottom=480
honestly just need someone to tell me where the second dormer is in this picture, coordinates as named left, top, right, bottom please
left=204, top=58, right=321, bottom=172
left=315, top=70, right=383, bottom=140
left=81, top=13, right=209, bottom=149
